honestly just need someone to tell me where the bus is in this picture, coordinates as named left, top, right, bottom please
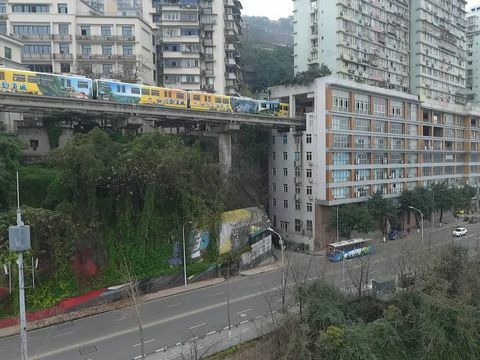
left=326, top=238, right=374, bottom=262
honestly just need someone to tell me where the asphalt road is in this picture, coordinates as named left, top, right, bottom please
left=1, top=221, right=480, bottom=360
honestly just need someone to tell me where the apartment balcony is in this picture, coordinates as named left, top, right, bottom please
left=75, top=35, right=135, bottom=42
left=53, top=53, right=73, bottom=60
left=202, top=23, right=214, bottom=31
left=224, top=0, right=235, bottom=7
left=203, top=53, right=215, bottom=61
left=225, top=72, right=237, bottom=80
left=52, top=34, right=72, bottom=42
left=224, top=28, right=239, bottom=42
left=225, top=57, right=237, bottom=66
left=21, top=53, right=52, bottom=60
left=76, top=54, right=137, bottom=61
left=203, top=69, right=215, bottom=77
left=203, top=38, right=214, bottom=46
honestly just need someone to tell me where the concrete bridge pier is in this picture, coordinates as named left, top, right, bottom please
left=215, top=123, right=240, bottom=178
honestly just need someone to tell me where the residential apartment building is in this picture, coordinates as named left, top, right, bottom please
left=410, top=0, right=467, bottom=104
left=467, top=7, right=480, bottom=104
left=0, top=0, right=156, bottom=84
left=0, top=33, right=23, bottom=69
left=293, top=0, right=467, bottom=102
left=294, top=0, right=411, bottom=92
left=144, top=0, right=243, bottom=94
left=269, top=77, right=480, bottom=251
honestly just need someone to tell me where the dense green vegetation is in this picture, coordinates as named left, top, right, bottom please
left=217, top=245, right=480, bottom=360
left=0, top=129, right=228, bottom=316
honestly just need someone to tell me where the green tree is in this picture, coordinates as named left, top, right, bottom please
left=366, top=191, right=397, bottom=235
left=0, top=133, right=21, bottom=211
left=431, top=182, right=454, bottom=224
left=331, top=204, right=375, bottom=238
left=400, top=187, right=433, bottom=225
left=283, top=63, right=332, bottom=86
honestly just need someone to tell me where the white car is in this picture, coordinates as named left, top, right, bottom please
left=452, top=227, right=468, bottom=237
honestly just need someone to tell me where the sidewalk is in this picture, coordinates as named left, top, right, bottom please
left=0, top=260, right=284, bottom=339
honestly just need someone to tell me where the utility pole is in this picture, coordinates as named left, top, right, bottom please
left=8, top=173, right=31, bottom=360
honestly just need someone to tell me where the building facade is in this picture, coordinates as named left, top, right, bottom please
left=293, top=0, right=468, bottom=101
left=143, top=0, right=243, bottom=94
left=0, top=0, right=156, bottom=84
left=269, top=77, right=480, bottom=251
left=467, top=7, right=480, bottom=105
left=0, top=33, right=23, bottom=69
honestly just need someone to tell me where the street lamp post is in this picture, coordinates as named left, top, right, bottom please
left=182, top=221, right=193, bottom=289
left=408, top=206, right=424, bottom=246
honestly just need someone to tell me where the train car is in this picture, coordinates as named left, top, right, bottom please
left=94, top=79, right=141, bottom=104
left=230, top=96, right=258, bottom=114
left=0, top=67, right=93, bottom=99
left=279, top=103, right=289, bottom=117
left=140, top=85, right=188, bottom=108
left=189, top=91, right=232, bottom=112
left=257, top=100, right=280, bottom=116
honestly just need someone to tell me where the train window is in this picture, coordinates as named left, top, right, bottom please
left=215, top=98, right=222, bottom=104
left=101, top=86, right=110, bottom=92
left=0, top=72, right=3, bottom=80
left=176, top=93, right=184, bottom=99
left=13, top=74, right=26, bottom=82
left=28, top=76, right=39, bottom=84
left=131, top=87, right=140, bottom=94
left=142, top=88, right=150, bottom=95
left=78, top=81, right=89, bottom=89
left=223, top=99, right=229, bottom=104
left=151, top=90, right=160, bottom=96
left=39, top=74, right=53, bottom=83
left=193, top=95, right=201, bottom=101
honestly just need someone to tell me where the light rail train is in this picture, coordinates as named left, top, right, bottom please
left=0, top=67, right=289, bottom=117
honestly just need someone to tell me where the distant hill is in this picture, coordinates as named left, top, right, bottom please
left=241, top=16, right=293, bottom=48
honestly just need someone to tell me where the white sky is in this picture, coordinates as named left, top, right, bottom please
left=240, top=0, right=480, bottom=20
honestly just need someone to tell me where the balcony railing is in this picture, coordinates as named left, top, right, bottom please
left=75, top=35, right=135, bottom=42
left=52, top=34, right=72, bottom=41
left=21, top=53, right=52, bottom=60
left=77, top=54, right=136, bottom=61
left=53, top=53, right=73, bottom=60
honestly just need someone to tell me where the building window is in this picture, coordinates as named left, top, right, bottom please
left=280, top=221, right=288, bottom=232
left=30, top=139, right=38, bottom=151
left=272, top=152, right=276, bottom=160
left=356, top=118, right=370, bottom=132
left=103, top=64, right=113, bottom=76
left=58, top=24, right=69, bottom=35
left=306, top=186, right=312, bottom=195
left=332, top=115, right=349, bottom=130
left=60, top=63, right=70, bottom=73
left=101, top=26, right=112, bottom=36
left=355, top=94, right=369, bottom=115
left=102, top=45, right=113, bottom=55
left=333, top=187, right=349, bottom=200
left=295, top=169, right=300, bottom=178
left=295, top=201, right=301, bottom=210
left=374, top=97, right=386, bottom=116
left=272, top=136, right=275, bottom=144
left=374, top=120, right=386, bottom=133
left=283, top=200, right=288, bottom=208
left=332, top=152, right=350, bottom=165
left=122, top=26, right=133, bottom=36
left=391, top=122, right=403, bottom=135
left=82, top=45, right=91, bottom=55
left=58, top=3, right=67, bottom=13
left=272, top=183, right=276, bottom=192
left=306, top=134, right=312, bottom=143
left=283, top=184, right=288, bottom=193
left=80, top=26, right=90, bottom=36
left=306, top=220, right=313, bottom=232
left=295, top=219, right=301, bottom=232
left=295, top=185, right=301, bottom=194
left=123, top=45, right=133, bottom=55
left=307, top=203, right=312, bottom=212
left=59, top=43, right=69, bottom=54
left=283, top=135, right=288, bottom=144
left=4, top=46, right=11, bottom=59
left=306, top=169, right=312, bottom=178
left=332, top=170, right=350, bottom=183
left=354, top=136, right=369, bottom=149
left=333, top=134, right=349, bottom=148
left=13, top=4, right=49, bottom=12
left=333, top=90, right=350, bottom=112
left=390, top=100, right=403, bottom=118
left=283, top=168, right=288, bottom=177
left=283, top=152, right=288, bottom=161
left=272, top=167, right=276, bottom=176
left=272, top=198, right=276, bottom=207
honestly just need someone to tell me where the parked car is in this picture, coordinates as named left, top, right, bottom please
left=452, top=227, right=468, bottom=237
left=388, top=230, right=401, bottom=241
